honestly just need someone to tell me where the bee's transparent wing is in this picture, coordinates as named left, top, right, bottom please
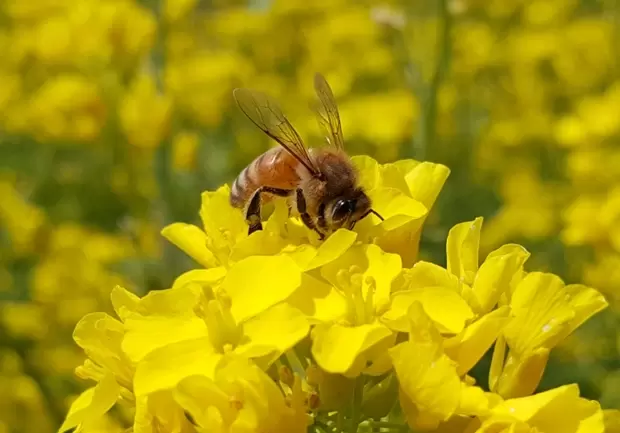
left=233, top=88, right=320, bottom=176
left=313, top=73, right=345, bottom=150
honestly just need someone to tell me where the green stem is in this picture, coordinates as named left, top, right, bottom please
left=415, top=0, right=452, bottom=162
left=284, top=349, right=306, bottom=377
left=367, top=420, right=408, bottom=430
left=350, top=376, right=365, bottom=433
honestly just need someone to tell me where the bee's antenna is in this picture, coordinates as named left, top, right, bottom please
left=370, top=209, right=384, bottom=221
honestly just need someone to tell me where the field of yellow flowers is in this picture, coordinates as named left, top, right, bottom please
left=2, top=0, right=620, bottom=432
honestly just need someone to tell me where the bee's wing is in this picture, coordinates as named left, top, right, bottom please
left=233, top=88, right=320, bottom=176
left=313, top=73, right=345, bottom=151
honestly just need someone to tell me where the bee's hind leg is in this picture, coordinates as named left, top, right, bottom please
left=295, top=188, right=325, bottom=240
left=245, top=186, right=291, bottom=235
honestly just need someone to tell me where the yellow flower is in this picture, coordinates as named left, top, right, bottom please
left=475, top=384, right=605, bottom=433
left=60, top=286, right=196, bottom=433
left=553, top=18, right=614, bottom=90
left=481, top=169, right=560, bottom=249
left=305, top=238, right=477, bottom=377
left=171, top=131, right=199, bottom=171
left=28, top=74, right=106, bottom=142
left=491, top=272, right=608, bottom=398
left=0, top=179, right=47, bottom=257
left=350, top=156, right=450, bottom=267
left=174, top=355, right=308, bottom=433
left=162, top=155, right=449, bottom=269
left=165, top=51, right=253, bottom=126
left=119, top=73, right=173, bottom=149
left=0, top=303, right=48, bottom=340
left=393, top=218, right=526, bottom=377
left=119, top=258, right=309, bottom=397
left=164, top=0, right=197, bottom=22
left=60, top=310, right=131, bottom=432
left=390, top=303, right=496, bottom=431
left=59, top=372, right=121, bottom=433
left=307, top=243, right=402, bottom=376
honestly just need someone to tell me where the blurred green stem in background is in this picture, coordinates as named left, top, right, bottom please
left=414, top=0, right=452, bottom=162
left=388, top=0, right=452, bottom=161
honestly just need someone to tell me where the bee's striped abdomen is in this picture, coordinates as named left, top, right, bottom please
left=230, top=153, right=264, bottom=208
left=229, top=147, right=301, bottom=209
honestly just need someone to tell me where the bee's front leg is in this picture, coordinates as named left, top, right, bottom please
left=245, top=186, right=291, bottom=235
left=295, top=188, right=325, bottom=240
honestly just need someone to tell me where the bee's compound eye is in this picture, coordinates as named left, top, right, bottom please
left=332, top=199, right=354, bottom=222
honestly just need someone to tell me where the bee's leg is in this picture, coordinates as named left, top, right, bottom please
left=246, top=186, right=291, bottom=235
left=317, top=203, right=328, bottom=233
left=295, top=188, right=325, bottom=240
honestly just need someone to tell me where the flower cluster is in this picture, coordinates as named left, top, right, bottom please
left=4, top=0, right=620, bottom=431
left=0, top=178, right=153, bottom=432
left=431, top=0, right=620, bottom=402
left=60, top=157, right=617, bottom=433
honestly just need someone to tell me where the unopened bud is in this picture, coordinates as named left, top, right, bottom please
left=305, top=364, right=322, bottom=387
left=279, top=365, right=295, bottom=387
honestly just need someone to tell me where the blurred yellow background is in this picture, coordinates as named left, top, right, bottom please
left=1, top=0, right=620, bottom=431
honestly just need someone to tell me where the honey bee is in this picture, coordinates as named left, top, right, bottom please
left=230, top=73, right=383, bottom=240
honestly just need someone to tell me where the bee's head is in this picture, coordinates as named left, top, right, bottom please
left=325, top=189, right=382, bottom=231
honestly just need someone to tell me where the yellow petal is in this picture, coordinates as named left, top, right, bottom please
left=58, top=372, right=119, bottom=432
left=603, top=409, right=620, bottom=433
left=371, top=187, right=428, bottom=231
left=360, top=333, right=397, bottom=376
left=351, top=155, right=381, bottom=192
left=132, top=284, right=201, bottom=316
left=447, top=218, right=483, bottom=286
left=374, top=222, right=424, bottom=269
left=134, top=337, right=220, bottom=397
left=495, top=348, right=550, bottom=399
left=122, top=314, right=207, bottom=363
left=230, top=229, right=288, bottom=262
left=286, top=274, right=348, bottom=324
left=237, top=303, right=310, bottom=363
left=380, top=159, right=420, bottom=193
left=563, top=284, right=609, bottom=337
left=472, top=245, right=530, bottom=314
left=199, top=185, right=247, bottom=243
left=384, top=287, right=474, bottom=334
left=390, top=303, right=462, bottom=430
left=73, top=313, right=124, bottom=353
left=445, top=306, right=510, bottom=376
left=73, top=313, right=128, bottom=383
left=404, top=161, right=450, bottom=210
left=161, top=222, right=216, bottom=268
left=457, top=383, right=499, bottom=418
left=489, top=334, right=507, bottom=394
left=578, top=407, right=606, bottom=433
left=390, top=341, right=460, bottom=428
left=364, top=244, right=402, bottom=310
left=493, top=384, right=603, bottom=433
left=110, top=286, right=141, bottom=322
left=223, top=255, right=302, bottom=324
left=174, top=374, right=229, bottom=429
left=406, top=261, right=462, bottom=291
left=171, top=268, right=227, bottom=290
left=505, top=272, right=607, bottom=355
left=305, top=229, right=357, bottom=270
left=280, top=244, right=318, bottom=269
left=311, top=321, right=393, bottom=375
left=133, top=392, right=192, bottom=433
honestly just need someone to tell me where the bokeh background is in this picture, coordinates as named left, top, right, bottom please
left=1, top=0, right=620, bottom=431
